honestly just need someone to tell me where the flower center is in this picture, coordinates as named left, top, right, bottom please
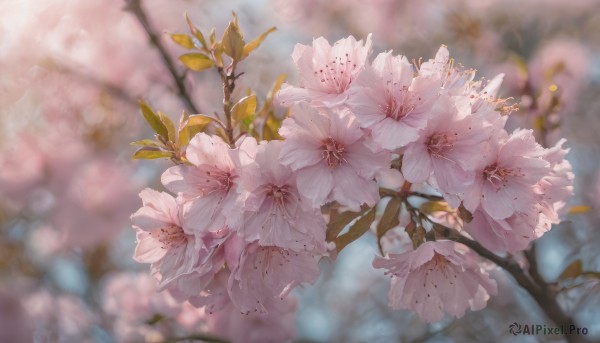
left=206, top=169, right=236, bottom=192
left=156, top=225, right=187, bottom=250
left=426, top=132, right=455, bottom=158
left=267, top=184, right=289, bottom=202
left=483, top=163, right=513, bottom=187
left=315, top=53, right=358, bottom=94
left=382, top=87, right=416, bottom=121
left=321, top=137, right=345, bottom=168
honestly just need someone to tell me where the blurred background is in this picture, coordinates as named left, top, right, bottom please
left=1, top=0, right=599, bottom=342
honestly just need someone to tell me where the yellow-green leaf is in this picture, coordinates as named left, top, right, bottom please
left=168, top=33, right=194, bottom=49
left=243, top=27, right=276, bottom=58
left=568, top=205, right=591, bottom=215
left=179, top=53, right=213, bottom=71
left=534, top=115, right=545, bottom=132
left=419, top=201, right=451, bottom=214
left=208, top=28, right=216, bottom=47
left=334, top=207, right=376, bottom=252
left=178, top=111, right=190, bottom=147
left=130, top=139, right=160, bottom=148
left=222, top=21, right=245, bottom=60
left=184, top=13, right=207, bottom=48
left=559, top=260, right=582, bottom=281
left=139, top=99, right=168, bottom=139
left=132, top=147, right=173, bottom=160
left=232, top=95, right=257, bottom=122
left=158, top=111, right=176, bottom=142
left=262, top=114, right=282, bottom=141
left=187, top=115, right=214, bottom=139
left=267, top=74, right=286, bottom=103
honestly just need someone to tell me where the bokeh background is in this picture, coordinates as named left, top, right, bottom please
left=1, top=0, right=599, bottom=342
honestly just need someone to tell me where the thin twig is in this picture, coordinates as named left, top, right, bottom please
left=125, top=0, right=200, bottom=114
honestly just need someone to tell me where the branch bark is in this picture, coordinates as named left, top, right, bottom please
left=125, top=0, right=200, bottom=114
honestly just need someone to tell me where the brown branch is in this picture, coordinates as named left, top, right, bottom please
left=125, top=0, right=200, bottom=114
left=432, top=225, right=589, bottom=343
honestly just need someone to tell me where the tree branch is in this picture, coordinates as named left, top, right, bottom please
left=125, top=0, right=200, bottom=114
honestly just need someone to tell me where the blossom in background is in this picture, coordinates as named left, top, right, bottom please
left=277, top=34, right=372, bottom=107
left=233, top=140, right=328, bottom=251
left=373, top=240, right=497, bottom=322
left=161, top=133, right=257, bottom=233
left=346, top=51, right=439, bottom=150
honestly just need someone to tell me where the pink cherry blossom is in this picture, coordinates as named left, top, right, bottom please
left=373, top=240, right=497, bottom=322
left=346, top=51, right=439, bottom=150
left=233, top=140, right=328, bottom=251
left=228, top=241, right=321, bottom=314
left=131, top=188, right=200, bottom=290
left=536, top=139, right=574, bottom=227
left=211, top=295, right=297, bottom=343
left=277, top=35, right=372, bottom=107
left=279, top=105, right=390, bottom=211
left=464, top=207, right=541, bottom=253
left=401, top=94, right=493, bottom=194
left=161, top=133, right=257, bottom=233
left=462, top=129, right=550, bottom=220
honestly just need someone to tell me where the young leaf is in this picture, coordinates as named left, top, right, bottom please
left=158, top=111, right=176, bottom=142
left=222, top=21, right=245, bottom=60
left=419, top=201, right=451, bottom=214
left=334, top=207, right=376, bottom=252
left=458, top=203, right=473, bottom=223
left=326, top=205, right=369, bottom=242
left=139, top=99, right=168, bottom=139
left=179, top=53, right=213, bottom=71
left=178, top=111, right=191, bottom=147
left=168, top=33, right=194, bottom=49
left=130, top=139, right=161, bottom=148
left=243, top=27, right=276, bottom=58
left=184, top=13, right=207, bottom=48
left=232, top=95, right=257, bottom=122
left=376, top=197, right=401, bottom=239
left=568, top=205, right=591, bottom=215
left=187, top=115, right=214, bottom=138
left=132, top=147, right=173, bottom=160
left=558, top=260, right=582, bottom=281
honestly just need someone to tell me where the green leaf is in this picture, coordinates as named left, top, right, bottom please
left=139, top=99, right=168, bottom=139
left=326, top=205, right=369, bottom=242
left=168, top=33, right=194, bottom=49
left=334, top=207, right=376, bottom=252
left=158, top=111, right=176, bottom=142
left=132, top=147, right=173, bottom=160
left=243, top=27, right=276, bottom=58
left=559, top=260, right=582, bottom=281
left=232, top=95, right=257, bottom=122
left=377, top=197, right=401, bottom=239
left=130, top=139, right=160, bottom=148
left=222, top=20, right=245, bottom=60
left=179, top=53, right=213, bottom=71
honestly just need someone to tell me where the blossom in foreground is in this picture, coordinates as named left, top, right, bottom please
left=161, top=133, right=257, bottom=233
left=401, top=94, right=493, bottom=194
left=228, top=242, right=321, bottom=314
left=462, top=129, right=549, bottom=220
left=131, top=189, right=200, bottom=290
left=279, top=105, right=389, bottom=211
left=347, top=51, right=439, bottom=150
left=233, top=140, right=327, bottom=251
left=373, top=240, right=497, bottom=322
left=277, top=35, right=372, bottom=107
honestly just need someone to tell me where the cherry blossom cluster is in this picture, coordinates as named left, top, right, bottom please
left=131, top=34, right=574, bottom=328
